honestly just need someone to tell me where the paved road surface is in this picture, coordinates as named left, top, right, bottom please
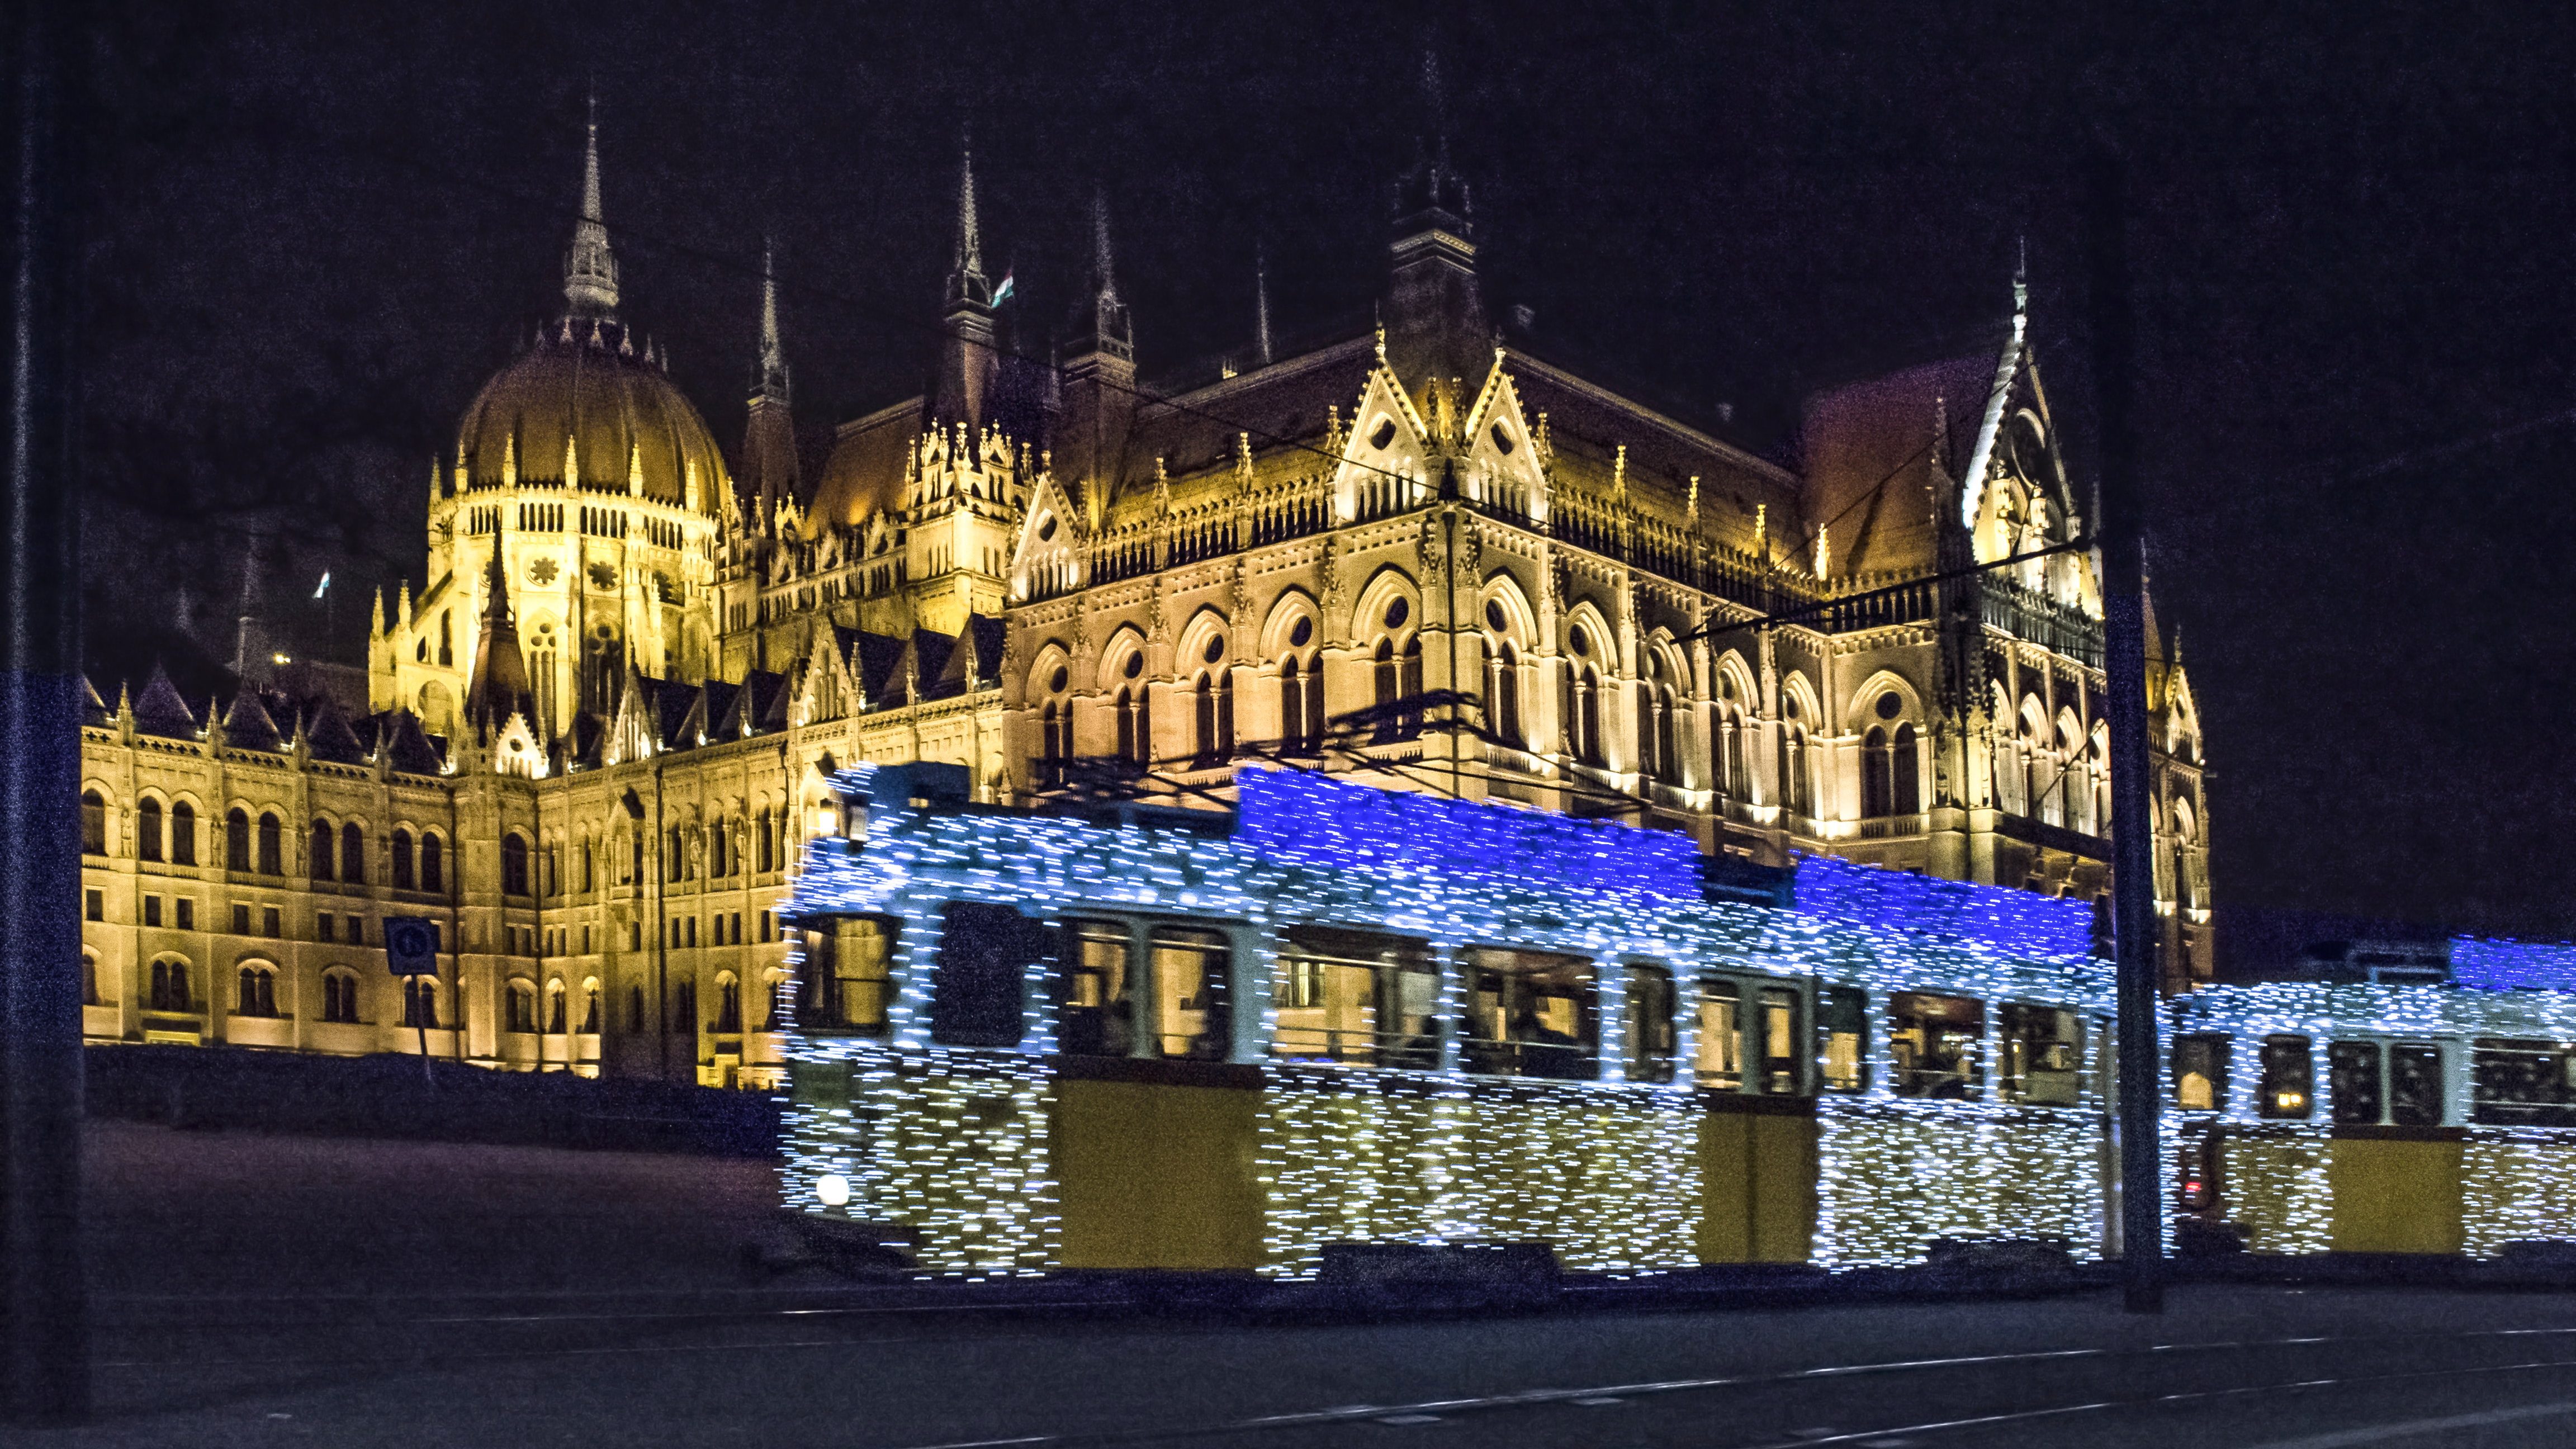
left=19, top=1123, right=2576, bottom=1448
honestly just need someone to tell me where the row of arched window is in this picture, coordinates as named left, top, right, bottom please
left=82, top=791, right=459, bottom=890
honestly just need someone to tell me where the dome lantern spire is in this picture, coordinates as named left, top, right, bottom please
left=755, top=239, right=789, bottom=405
left=946, top=125, right=987, bottom=307
left=564, top=91, right=620, bottom=316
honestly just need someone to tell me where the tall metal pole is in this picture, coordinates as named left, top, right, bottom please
left=2089, top=148, right=2164, bottom=1314
left=2, top=0, right=91, bottom=1420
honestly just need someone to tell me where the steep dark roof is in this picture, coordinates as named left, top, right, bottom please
left=301, top=700, right=367, bottom=765
left=376, top=711, right=446, bottom=775
left=221, top=692, right=285, bottom=752
left=131, top=665, right=200, bottom=740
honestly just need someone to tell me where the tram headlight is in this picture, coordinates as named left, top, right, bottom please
left=815, top=1173, right=851, bottom=1208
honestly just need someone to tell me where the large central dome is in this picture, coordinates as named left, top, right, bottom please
left=454, top=319, right=731, bottom=517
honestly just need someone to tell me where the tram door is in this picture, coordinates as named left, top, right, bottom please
left=2321, top=1036, right=2464, bottom=1256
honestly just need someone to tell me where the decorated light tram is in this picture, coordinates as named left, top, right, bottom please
left=2167, top=940, right=2576, bottom=1261
left=776, top=763, right=2125, bottom=1278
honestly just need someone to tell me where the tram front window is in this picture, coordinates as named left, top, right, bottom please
left=1695, top=980, right=1741, bottom=1089
left=2329, top=1041, right=2384, bottom=1124
left=1152, top=927, right=1232, bottom=1061
left=1817, top=987, right=1868, bottom=1093
left=1462, top=949, right=1597, bottom=1080
left=1890, top=992, right=1983, bottom=1100
left=1058, top=919, right=1133, bottom=1057
left=2000, top=1003, right=2081, bottom=1106
left=799, top=915, right=897, bottom=1035
left=2389, top=1043, right=2445, bottom=1126
left=2174, top=1033, right=2231, bottom=1111
left=930, top=902, right=1046, bottom=1048
left=2473, top=1039, right=2576, bottom=1128
left=2257, top=1035, right=2314, bottom=1119
left=1270, top=927, right=1437, bottom=1068
left=1626, top=964, right=1677, bottom=1084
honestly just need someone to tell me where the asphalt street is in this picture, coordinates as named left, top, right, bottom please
left=18, top=1124, right=2576, bottom=1448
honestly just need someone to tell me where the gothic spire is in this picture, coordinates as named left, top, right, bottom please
left=1091, top=185, right=1120, bottom=309
left=947, top=126, right=987, bottom=305
left=754, top=239, right=789, bottom=405
left=465, top=529, right=533, bottom=736
left=563, top=91, right=620, bottom=316
left=1254, top=241, right=1273, bottom=366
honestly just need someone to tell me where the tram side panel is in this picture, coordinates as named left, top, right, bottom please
left=1054, top=1067, right=1264, bottom=1272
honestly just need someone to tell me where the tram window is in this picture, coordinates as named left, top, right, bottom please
left=1816, top=987, right=1868, bottom=1093
left=799, top=915, right=897, bottom=1035
left=929, top=902, right=1046, bottom=1048
left=1758, top=986, right=1802, bottom=1094
left=1151, top=927, right=1232, bottom=1061
left=2257, top=1035, right=2315, bottom=1119
left=1058, top=919, right=1134, bottom=1057
left=2472, top=1040, right=2576, bottom=1128
left=2000, top=1003, right=2082, bottom=1107
left=2329, top=1041, right=2384, bottom=1125
left=1889, top=992, right=1983, bottom=1100
left=1270, top=926, right=1437, bottom=1068
left=2174, top=1034, right=2231, bottom=1111
left=1695, top=979, right=1742, bottom=1090
left=1626, top=964, right=1677, bottom=1084
left=1461, top=949, right=1597, bottom=1081
left=2388, top=1044, right=2445, bottom=1126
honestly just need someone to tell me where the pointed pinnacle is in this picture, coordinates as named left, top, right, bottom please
left=955, top=126, right=982, bottom=279
left=1091, top=186, right=1117, bottom=305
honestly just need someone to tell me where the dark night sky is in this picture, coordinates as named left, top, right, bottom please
left=72, top=1, right=2576, bottom=939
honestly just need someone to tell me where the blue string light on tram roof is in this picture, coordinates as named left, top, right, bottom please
left=1233, top=766, right=1703, bottom=906
left=2450, top=936, right=2576, bottom=993
left=1789, top=853, right=2094, bottom=962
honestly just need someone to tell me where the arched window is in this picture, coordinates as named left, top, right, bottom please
left=1716, top=707, right=1745, bottom=799
left=1655, top=685, right=1680, bottom=784
left=1372, top=639, right=1399, bottom=742
left=674, top=980, right=698, bottom=1034
left=626, top=983, right=646, bottom=1033
left=714, top=972, right=742, bottom=1034
left=236, top=964, right=278, bottom=1018
left=501, top=834, right=530, bottom=897
left=545, top=978, right=567, bottom=1034
left=340, top=821, right=365, bottom=884
left=138, top=798, right=163, bottom=863
left=752, top=814, right=771, bottom=875
left=421, top=834, right=444, bottom=894
left=504, top=979, right=536, bottom=1034
left=710, top=820, right=729, bottom=878
left=1191, top=674, right=1231, bottom=769
left=1575, top=668, right=1604, bottom=766
left=1039, top=703, right=1068, bottom=788
left=391, top=829, right=415, bottom=889
left=226, top=808, right=252, bottom=871
left=169, top=801, right=196, bottom=864
left=438, top=609, right=453, bottom=666
left=1783, top=726, right=1811, bottom=817
left=1492, top=645, right=1523, bottom=747
left=149, top=958, right=192, bottom=1012
left=402, top=977, right=439, bottom=1030
left=1860, top=727, right=1893, bottom=818
left=580, top=979, right=603, bottom=1034
left=257, top=812, right=282, bottom=875
left=81, top=954, right=100, bottom=1007
left=1893, top=723, right=1920, bottom=815
left=80, top=790, right=106, bottom=856
left=309, top=820, right=335, bottom=881
left=1115, top=687, right=1150, bottom=770
left=321, top=969, right=360, bottom=1024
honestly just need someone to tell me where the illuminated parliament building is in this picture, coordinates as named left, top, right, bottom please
left=70, top=110, right=2213, bottom=1086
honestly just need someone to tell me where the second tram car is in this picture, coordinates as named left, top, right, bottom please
left=778, top=763, right=2122, bottom=1278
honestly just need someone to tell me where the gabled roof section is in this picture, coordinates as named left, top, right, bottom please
left=221, top=692, right=285, bottom=753
left=302, top=700, right=367, bottom=765
left=377, top=711, right=447, bottom=775
left=131, top=664, right=199, bottom=740
left=1102, top=336, right=1376, bottom=508
left=1797, top=352, right=1994, bottom=581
